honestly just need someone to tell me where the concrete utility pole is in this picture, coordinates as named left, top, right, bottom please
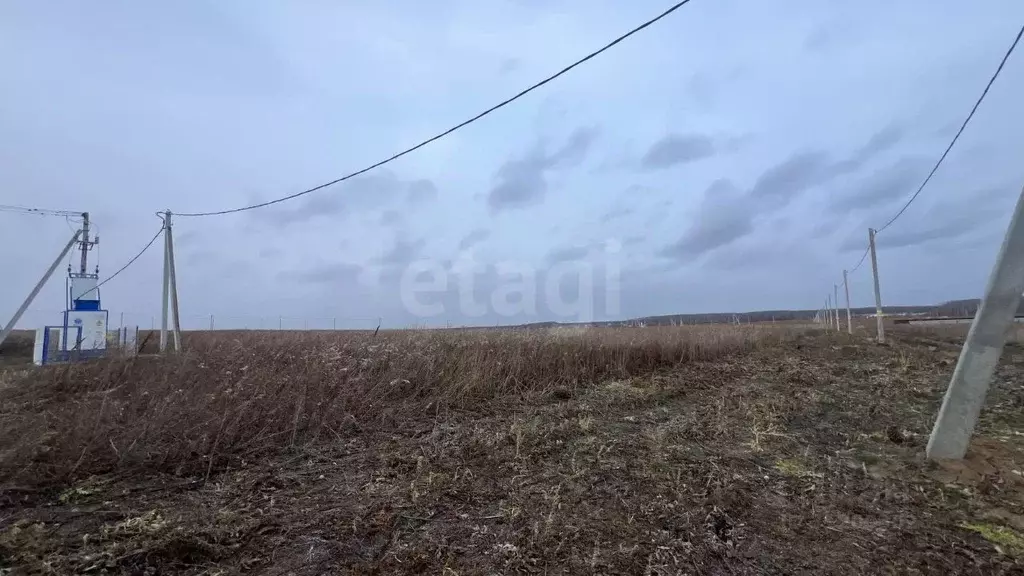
left=79, top=212, right=90, bottom=274
left=159, top=210, right=181, bottom=353
left=160, top=212, right=170, bottom=353
left=834, top=284, right=840, bottom=331
left=868, top=228, right=885, bottom=343
left=927, top=185, right=1024, bottom=460
left=166, top=212, right=181, bottom=352
left=0, top=230, right=82, bottom=348
left=825, top=296, right=832, bottom=330
left=843, top=269, right=852, bottom=334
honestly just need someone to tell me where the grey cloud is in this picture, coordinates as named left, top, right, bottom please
left=183, top=250, right=255, bottom=277
left=809, top=218, right=841, bottom=240
left=375, top=237, right=427, bottom=266
left=546, top=244, right=590, bottom=263
left=878, top=219, right=979, bottom=249
left=925, top=185, right=1007, bottom=218
left=406, top=179, right=438, bottom=204
left=255, top=172, right=437, bottom=227
left=548, top=127, right=599, bottom=168
left=379, top=209, right=403, bottom=227
left=644, top=199, right=674, bottom=227
left=707, top=241, right=785, bottom=272
left=498, top=58, right=519, bottom=75
left=641, top=133, right=716, bottom=170
left=863, top=125, right=904, bottom=155
left=874, top=186, right=1009, bottom=249
left=832, top=156, right=926, bottom=212
left=660, top=213, right=753, bottom=261
left=804, top=27, right=832, bottom=51
left=752, top=127, right=905, bottom=208
left=839, top=230, right=874, bottom=252
left=488, top=127, right=598, bottom=212
left=750, top=151, right=832, bottom=200
left=175, top=229, right=200, bottom=247
left=661, top=179, right=753, bottom=261
left=488, top=155, right=549, bottom=211
left=288, top=263, right=363, bottom=285
left=458, top=228, right=490, bottom=251
left=258, top=246, right=282, bottom=260
left=600, top=205, right=634, bottom=223
left=184, top=249, right=216, bottom=267
left=838, top=185, right=1006, bottom=251
left=833, top=125, right=905, bottom=173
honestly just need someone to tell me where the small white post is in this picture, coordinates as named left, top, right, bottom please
left=927, top=185, right=1024, bottom=460
left=843, top=269, right=852, bottom=334
left=869, top=228, right=885, bottom=344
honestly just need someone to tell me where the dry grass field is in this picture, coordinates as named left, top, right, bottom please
left=2, top=325, right=1024, bottom=574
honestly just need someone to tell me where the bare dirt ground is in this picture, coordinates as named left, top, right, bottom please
left=3, top=329, right=1024, bottom=574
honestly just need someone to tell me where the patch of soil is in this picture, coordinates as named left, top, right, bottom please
left=3, top=331, right=1024, bottom=574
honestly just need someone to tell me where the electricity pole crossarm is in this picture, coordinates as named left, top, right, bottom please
left=0, top=204, right=83, bottom=218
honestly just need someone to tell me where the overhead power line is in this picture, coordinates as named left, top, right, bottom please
left=0, top=204, right=84, bottom=218
left=94, top=227, right=163, bottom=292
left=875, top=23, right=1023, bottom=234
left=843, top=242, right=868, bottom=272
left=845, top=22, right=1022, bottom=279
left=176, top=0, right=696, bottom=217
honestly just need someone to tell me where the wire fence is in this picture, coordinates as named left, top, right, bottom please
left=23, top=310, right=382, bottom=332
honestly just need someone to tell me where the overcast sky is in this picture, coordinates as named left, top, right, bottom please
left=3, top=0, right=1024, bottom=329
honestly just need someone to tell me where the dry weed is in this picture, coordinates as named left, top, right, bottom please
left=0, top=325, right=785, bottom=488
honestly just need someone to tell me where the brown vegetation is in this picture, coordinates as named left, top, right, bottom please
left=3, top=325, right=1024, bottom=574
left=0, top=326, right=777, bottom=488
